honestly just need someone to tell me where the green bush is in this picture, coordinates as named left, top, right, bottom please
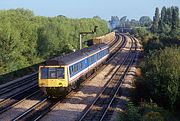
left=142, top=47, right=180, bottom=108
left=0, top=8, right=109, bottom=77
left=143, top=111, right=164, bottom=121
left=118, top=102, right=141, bottom=121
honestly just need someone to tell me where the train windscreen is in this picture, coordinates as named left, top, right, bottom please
left=40, top=67, right=64, bottom=79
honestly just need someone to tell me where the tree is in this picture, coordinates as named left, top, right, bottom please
left=161, top=7, right=166, bottom=23
left=139, top=16, right=152, bottom=27
left=158, top=7, right=170, bottom=33
left=172, top=6, right=179, bottom=30
left=93, top=16, right=101, bottom=20
left=0, top=8, right=109, bottom=76
left=142, top=47, right=180, bottom=108
left=130, top=19, right=139, bottom=27
left=109, top=16, right=120, bottom=29
left=119, top=16, right=127, bottom=27
left=151, top=7, right=160, bottom=33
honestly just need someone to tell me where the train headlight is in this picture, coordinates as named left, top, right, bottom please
left=40, top=83, right=45, bottom=86
left=59, top=83, right=63, bottom=86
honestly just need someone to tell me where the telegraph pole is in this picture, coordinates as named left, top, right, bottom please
left=79, top=34, right=82, bottom=50
left=79, top=26, right=98, bottom=50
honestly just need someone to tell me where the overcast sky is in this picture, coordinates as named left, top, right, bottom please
left=0, top=0, right=179, bottom=20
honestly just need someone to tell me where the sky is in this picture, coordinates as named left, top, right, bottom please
left=0, top=0, right=179, bottom=20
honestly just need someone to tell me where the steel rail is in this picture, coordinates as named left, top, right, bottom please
left=0, top=74, right=37, bottom=96
left=100, top=36, right=138, bottom=121
left=0, top=90, right=41, bottom=114
left=79, top=34, right=132, bottom=121
left=10, top=34, right=125, bottom=121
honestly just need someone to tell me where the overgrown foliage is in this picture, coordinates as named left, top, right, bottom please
left=118, top=102, right=141, bottom=121
left=118, top=102, right=175, bottom=121
left=125, top=6, right=180, bottom=121
left=142, top=47, right=180, bottom=108
left=109, top=16, right=152, bottom=30
left=151, top=6, right=179, bottom=34
left=0, top=8, right=109, bottom=76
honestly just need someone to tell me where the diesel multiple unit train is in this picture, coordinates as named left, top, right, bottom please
left=38, top=43, right=109, bottom=97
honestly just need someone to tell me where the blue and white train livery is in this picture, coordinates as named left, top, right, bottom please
left=38, top=43, right=109, bottom=97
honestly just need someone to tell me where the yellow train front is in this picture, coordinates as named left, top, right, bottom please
left=38, top=43, right=109, bottom=98
left=38, top=65, right=68, bottom=97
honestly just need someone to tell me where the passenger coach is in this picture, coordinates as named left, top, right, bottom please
left=38, top=43, right=109, bottom=97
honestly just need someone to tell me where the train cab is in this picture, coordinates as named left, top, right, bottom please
left=38, top=66, right=68, bottom=88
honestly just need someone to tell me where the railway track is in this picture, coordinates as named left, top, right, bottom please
left=0, top=34, right=119, bottom=98
left=101, top=35, right=139, bottom=121
left=77, top=35, right=137, bottom=121
left=76, top=34, right=126, bottom=91
left=12, top=98, right=55, bottom=121
left=0, top=34, right=122, bottom=120
left=35, top=34, right=136, bottom=121
left=0, top=73, right=39, bottom=114
left=5, top=34, right=124, bottom=121
left=11, top=90, right=77, bottom=121
left=0, top=74, right=37, bottom=96
left=0, top=34, right=136, bottom=121
left=0, top=84, right=39, bottom=114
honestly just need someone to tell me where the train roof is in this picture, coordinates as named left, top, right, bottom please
left=46, top=43, right=108, bottom=66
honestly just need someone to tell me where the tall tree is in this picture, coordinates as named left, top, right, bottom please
left=119, top=16, right=127, bottom=27
left=172, top=6, right=179, bottom=30
left=151, top=7, right=160, bottom=33
left=159, top=6, right=171, bottom=33
left=161, top=7, right=166, bottom=23
left=109, top=16, right=120, bottom=29
left=139, top=16, right=152, bottom=27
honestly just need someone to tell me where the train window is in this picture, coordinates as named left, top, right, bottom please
left=77, top=64, right=79, bottom=70
left=103, top=50, right=105, bottom=56
left=97, top=52, right=101, bottom=60
left=78, top=62, right=81, bottom=70
left=105, top=49, right=108, bottom=54
left=57, top=68, right=64, bottom=79
left=74, top=64, right=78, bottom=72
left=48, top=67, right=57, bottom=79
left=69, top=66, right=72, bottom=75
left=88, top=57, right=91, bottom=65
left=94, top=55, right=96, bottom=61
left=77, top=63, right=79, bottom=71
left=79, top=61, right=83, bottom=69
left=41, top=67, right=48, bottom=79
left=72, top=65, right=75, bottom=73
left=99, top=52, right=102, bottom=58
left=70, top=66, right=74, bottom=74
left=80, top=61, right=83, bottom=68
left=77, top=64, right=79, bottom=71
left=72, top=66, right=74, bottom=72
left=91, top=56, right=93, bottom=63
left=40, top=67, right=65, bottom=79
left=76, top=64, right=78, bottom=71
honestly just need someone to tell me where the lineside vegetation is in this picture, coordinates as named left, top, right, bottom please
left=117, top=6, right=180, bottom=121
left=0, top=8, right=109, bottom=78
